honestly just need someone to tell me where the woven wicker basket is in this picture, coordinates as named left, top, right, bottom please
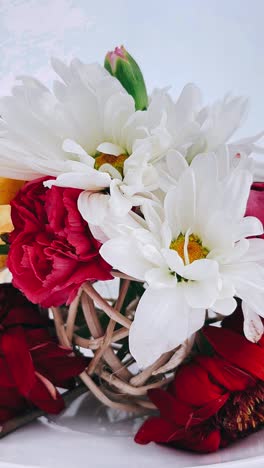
left=51, top=271, right=193, bottom=413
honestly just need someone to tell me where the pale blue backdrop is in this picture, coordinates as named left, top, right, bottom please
left=0, top=0, right=263, bottom=138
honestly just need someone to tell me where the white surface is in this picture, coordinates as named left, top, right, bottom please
left=1, top=392, right=264, bottom=468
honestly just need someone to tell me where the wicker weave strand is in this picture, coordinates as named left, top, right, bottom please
left=51, top=272, right=184, bottom=413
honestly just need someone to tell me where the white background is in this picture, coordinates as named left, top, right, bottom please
left=0, top=0, right=264, bottom=139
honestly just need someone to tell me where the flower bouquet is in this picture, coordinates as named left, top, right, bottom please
left=1, top=45, right=264, bottom=454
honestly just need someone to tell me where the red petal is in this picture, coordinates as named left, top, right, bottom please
left=134, top=417, right=179, bottom=444
left=0, top=386, right=27, bottom=424
left=29, top=375, right=65, bottom=414
left=203, top=327, right=264, bottom=380
left=0, top=327, right=36, bottom=397
left=148, top=389, right=192, bottom=425
left=178, top=428, right=221, bottom=453
left=31, top=342, right=88, bottom=386
left=221, top=303, right=244, bottom=335
left=196, top=355, right=254, bottom=391
left=190, top=393, right=229, bottom=426
left=173, top=361, right=223, bottom=406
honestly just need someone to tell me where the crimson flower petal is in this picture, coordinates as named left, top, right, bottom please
left=148, top=388, right=193, bottom=425
left=29, top=374, right=65, bottom=414
left=135, top=417, right=180, bottom=444
left=203, top=327, right=264, bottom=380
left=0, top=327, right=36, bottom=397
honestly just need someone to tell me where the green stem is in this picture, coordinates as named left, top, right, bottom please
left=0, top=383, right=87, bottom=439
left=0, top=244, right=9, bottom=255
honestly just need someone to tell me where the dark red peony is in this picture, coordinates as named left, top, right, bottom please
left=246, top=182, right=264, bottom=239
left=135, top=309, right=264, bottom=453
left=8, top=177, right=112, bottom=307
left=0, top=283, right=88, bottom=423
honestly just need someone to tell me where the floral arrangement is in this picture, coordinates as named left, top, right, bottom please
left=0, top=45, right=264, bottom=453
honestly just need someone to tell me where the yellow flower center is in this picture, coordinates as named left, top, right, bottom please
left=94, top=153, right=129, bottom=177
left=170, top=233, right=209, bottom=264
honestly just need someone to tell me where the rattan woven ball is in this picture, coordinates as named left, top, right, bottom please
left=51, top=271, right=193, bottom=413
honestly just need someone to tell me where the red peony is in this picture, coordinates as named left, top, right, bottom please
left=246, top=182, right=264, bottom=239
left=135, top=308, right=264, bottom=453
left=0, top=284, right=88, bottom=423
left=8, top=178, right=112, bottom=307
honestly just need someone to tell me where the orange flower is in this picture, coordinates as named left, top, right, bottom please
left=0, top=178, right=23, bottom=271
left=0, top=178, right=24, bottom=205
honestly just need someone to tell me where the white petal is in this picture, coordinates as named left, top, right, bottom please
left=242, top=301, right=264, bottom=343
left=225, top=263, right=264, bottom=316
left=208, top=238, right=249, bottom=264
left=233, top=217, right=263, bottom=241
left=243, top=238, right=264, bottom=262
left=203, top=94, right=249, bottom=150
left=101, top=211, right=147, bottom=240
left=109, top=179, right=132, bottom=217
left=223, top=262, right=264, bottom=291
left=144, top=267, right=176, bottom=288
left=177, top=169, right=196, bottom=233
left=100, top=237, right=152, bottom=281
left=203, top=211, right=234, bottom=251
left=175, top=83, right=202, bottom=122
left=62, top=139, right=94, bottom=166
left=211, top=297, right=237, bottom=315
left=89, top=223, right=109, bottom=243
left=162, top=248, right=185, bottom=272
left=181, top=258, right=219, bottom=281
left=215, top=145, right=231, bottom=179
left=141, top=245, right=165, bottom=267
left=129, top=287, right=205, bottom=368
left=98, top=163, right=122, bottom=180
left=141, top=202, right=163, bottom=238
left=164, top=169, right=196, bottom=237
left=44, top=169, right=111, bottom=190
left=97, top=142, right=125, bottom=156
left=161, top=221, right=173, bottom=249
left=164, top=187, right=181, bottom=239
left=190, top=152, right=218, bottom=190
left=166, top=149, right=188, bottom=180
left=221, top=169, right=253, bottom=220
left=78, top=191, right=110, bottom=226
left=183, top=276, right=220, bottom=308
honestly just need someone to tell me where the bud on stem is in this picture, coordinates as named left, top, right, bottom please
left=104, top=46, right=148, bottom=111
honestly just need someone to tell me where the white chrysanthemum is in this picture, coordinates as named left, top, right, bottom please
left=100, top=153, right=264, bottom=368
left=0, top=58, right=167, bottom=223
left=157, top=145, right=254, bottom=193
left=147, top=85, right=264, bottom=170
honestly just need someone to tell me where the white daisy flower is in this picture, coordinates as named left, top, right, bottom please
left=147, top=86, right=264, bottom=172
left=100, top=154, right=264, bottom=368
left=157, top=146, right=254, bottom=194
left=0, top=58, right=168, bottom=223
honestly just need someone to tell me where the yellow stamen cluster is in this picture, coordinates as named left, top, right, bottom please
left=219, top=382, right=264, bottom=437
left=94, top=153, right=129, bottom=177
left=170, top=233, right=209, bottom=264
